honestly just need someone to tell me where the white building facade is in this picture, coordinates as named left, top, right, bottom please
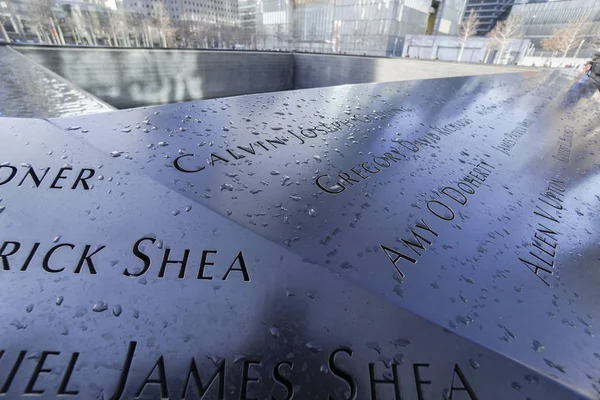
left=123, top=0, right=238, bottom=25
left=402, top=33, right=531, bottom=63
left=254, top=0, right=466, bottom=56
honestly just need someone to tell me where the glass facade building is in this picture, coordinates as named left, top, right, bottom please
left=434, top=0, right=467, bottom=35
left=511, top=0, right=600, bottom=57
left=239, top=0, right=258, bottom=27
left=463, top=0, right=513, bottom=35
left=255, top=0, right=465, bottom=56
left=124, top=0, right=239, bottom=24
left=2, top=0, right=464, bottom=51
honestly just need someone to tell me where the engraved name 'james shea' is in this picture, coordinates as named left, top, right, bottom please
left=0, top=237, right=250, bottom=281
left=0, top=343, right=479, bottom=400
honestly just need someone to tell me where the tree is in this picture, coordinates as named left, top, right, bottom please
left=127, top=11, right=148, bottom=47
left=548, top=20, right=588, bottom=65
left=0, top=16, right=10, bottom=42
left=458, top=10, right=478, bottom=62
left=86, top=9, right=101, bottom=45
left=1, top=0, right=25, bottom=41
left=588, top=35, right=600, bottom=53
left=255, top=24, right=267, bottom=50
left=154, top=2, right=172, bottom=47
left=487, top=15, right=523, bottom=64
left=275, top=23, right=284, bottom=49
left=106, top=10, right=131, bottom=47
left=541, top=35, right=560, bottom=57
left=25, top=0, right=59, bottom=44
left=132, top=12, right=154, bottom=47
left=64, top=8, right=90, bottom=45
left=331, top=19, right=341, bottom=53
left=64, top=13, right=82, bottom=44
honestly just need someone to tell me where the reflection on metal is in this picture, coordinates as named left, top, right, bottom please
left=0, top=47, right=114, bottom=118
left=0, top=71, right=599, bottom=398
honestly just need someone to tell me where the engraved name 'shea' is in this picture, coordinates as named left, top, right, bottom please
left=0, top=342, right=479, bottom=400
left=0, top=237, right=250, bottom=282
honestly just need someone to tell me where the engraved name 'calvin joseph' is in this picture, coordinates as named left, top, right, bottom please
left=173, top=108, right=410, bottom=174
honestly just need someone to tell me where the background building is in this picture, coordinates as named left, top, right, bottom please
left=433, top=0, right=467, bottom=35
left=463, top=0, right=514, bottom=35
left=0, top=0, right=26, bottom=41
left=239, top=0, right=257, bottom=27
left=255, top=0, right=466, bottom=56
left=123, top=0, right=238, bottom=25
left=1, top=0, right=467, bottom=56
left=403, top=33, right=530, bottom=63
left=511, top=0, right=600, bottom=59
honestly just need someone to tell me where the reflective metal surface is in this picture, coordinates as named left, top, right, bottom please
left=1, top=70, right=599, bottom=398
left=0, top=47, right=114, bottom=118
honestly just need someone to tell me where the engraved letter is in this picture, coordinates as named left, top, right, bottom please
left=25, top=351, right=60, bottom=394
left=57, top=352, right=80, bottom=395
left=182, top=359, right=225, bottom=399
left=380, top=245, right=416, bottom=278
left=110, top=341, right=137, bottom=400
left=20, top=242, right=40, bottom=271
left=174, top=154, right=206, bottom=173
left=241, top=359, right=261, bottom=400
left=0, top=351, right=26, bottom=394
left=519, top=257, right=552, bottom=286
left=427, top=200, right=455, bottom=221
left=368, top=363, right=401, bottom=400
left=399, top=140, right=419, bottom=153
left=209, top=153, right=229, bottom=166
left=273, top=362, right=294, bottom=400
left=328, top=348, right=357, bottom=400
left=159, top=248, right=190, bottom=279
left=18, top=167, right=50, bottom=187
left=74, top=245, right=105, bottom=274
left=125, top=237, right=155, bottom=277
left=0, top=241, right=20, bottom=270
left=316, top=175, right=346, bottom=195
left=413, top=364, right=431, bottom=400
left=0, top=165, right=18, bottom=186
left=441, top=187, right=467, bottom=206
left=198, top=250, right=217, bottom=280
left=447, top=364, right=478, bottom=400
left=71, top=168, right=95, bottom=190
left=50, top=167, right=73, bottom=189
left=222, top=251, right=250, bottom=282
left=135, top=356, right=168, bottom=399
left=43, top=243, right=75, bottom=273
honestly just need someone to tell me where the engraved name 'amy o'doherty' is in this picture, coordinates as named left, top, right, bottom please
left=0, top=237, right=250, bottom=281
left=380, top=160, right=495, bottom=279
